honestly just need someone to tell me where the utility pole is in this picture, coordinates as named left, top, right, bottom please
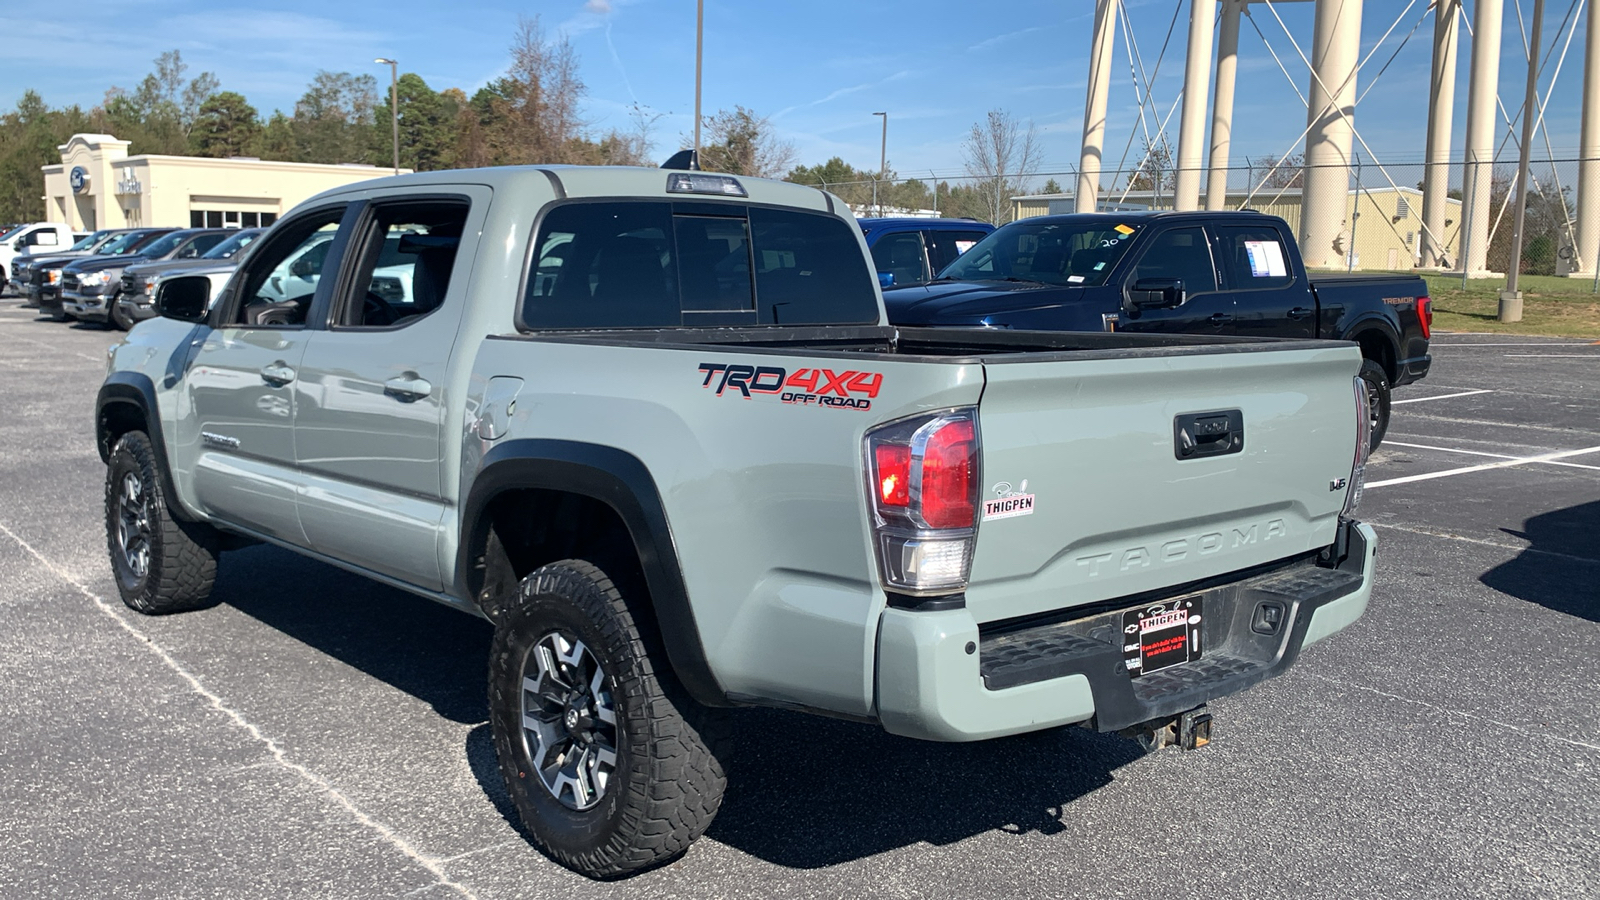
left=874, top=112, right=888, bottom=217
left=693, top=0, right=704, bottom=159
left=1502, top=0, right=1544, bottom=322
left=375, top=58, right=399, bottom=175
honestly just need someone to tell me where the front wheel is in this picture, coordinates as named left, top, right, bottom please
left=110, top=300, right=134, bottom=331
left=105, top=432, right=220, bottom=614
left=1358, top=359, right=1391, bottom=451
left=488, top=560, right=727, bottom=879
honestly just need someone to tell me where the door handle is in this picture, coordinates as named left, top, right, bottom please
left=1287, top=306, right=1313, bottom=320
left=260, top=362, right=296, bottom=386
left=384, top=373, right=433, bottom=402
left=1207, top=312, right=1234, bottom=325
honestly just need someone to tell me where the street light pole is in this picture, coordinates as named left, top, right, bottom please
left=693, top=0, right=704, bottom=160
left=375, top=58, right=399, bottom=175
left=873, top=111, right=887, bottom=216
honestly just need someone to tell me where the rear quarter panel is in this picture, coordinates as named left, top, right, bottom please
left=464, top=336, right=983, bottom=717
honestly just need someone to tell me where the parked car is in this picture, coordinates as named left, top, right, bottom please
left=0, top=222, right=82, bottom=293
left=103, top=166, right=1375, bottom=878
left=37, top=229, right=175, bottom=320
left=115, top=228, right=265, bottom=328
left=882, top=211, right=1432, bottom=448
left=10, top=229, right=129, bottom=301
left=859, top=217, right=992, bottom=288
left=61, top=228, right=230, bottom=325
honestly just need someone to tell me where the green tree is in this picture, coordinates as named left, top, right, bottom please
left=371, top=73, right=459, bottom=171
left=0, top=90, right=92, bottom=222
left=190, top=92, right=261, bottom=158
left=99, top=50, right=220, bottom=154
left=292, top=70, right=379, bottom=164
left=258, top=110, right=297, bottom=161
left=1042, top=178, right=1063, bottom=194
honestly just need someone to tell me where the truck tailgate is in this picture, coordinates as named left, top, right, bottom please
left=967, top=343, right=1361, bottom=625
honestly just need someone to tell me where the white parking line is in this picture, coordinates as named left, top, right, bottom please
left=0, top=520, right=481, bottom=900
left=1384, top=440, right=1600, bottom=471
left=1391, top=389, right=1494, bottom=405
left=1503, top=354, right=1600, bottom=358
left=1367, top=444, right=1600, bottom=488
left=1428, top=342, right=1597, bottom=347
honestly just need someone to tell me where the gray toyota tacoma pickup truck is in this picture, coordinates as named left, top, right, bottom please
left=98, top=166, right=1377, bottom=878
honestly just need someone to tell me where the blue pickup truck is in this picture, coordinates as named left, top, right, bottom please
left=883, top=211, right=1431, bottom=448
left=860, top=217, right=993, bottom=288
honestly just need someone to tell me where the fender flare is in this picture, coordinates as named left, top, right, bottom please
left=457, top=439, right=726, bottom=707
left=96, top=372, right=199, bottom=522
left=1339, top=315, right=1402, bottom=379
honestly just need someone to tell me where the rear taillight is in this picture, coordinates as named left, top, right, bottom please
left=1343, top=375, right=1371, bottom=517
left=866, top=409, right=980, bottom=596
left=1418, top=296, right=1432, bottom=339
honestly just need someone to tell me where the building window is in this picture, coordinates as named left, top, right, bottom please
left=191, top=209, right=279, bottom=229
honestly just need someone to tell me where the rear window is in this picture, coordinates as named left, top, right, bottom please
left=522, top=201, right=877, bottom=330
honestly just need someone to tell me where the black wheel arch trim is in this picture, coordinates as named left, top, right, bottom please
left=458, top=439, right=728, bottom=707
left=96, top=371, right=200, bottom=522
left=1340, top=315, right=1402, bottom=377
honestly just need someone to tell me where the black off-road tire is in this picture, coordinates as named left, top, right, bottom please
left=105, top=431, right=220, bottom=614
left=488, top=559, right=728, bottom=879
left=1358, top=359, right=1391, bottom=451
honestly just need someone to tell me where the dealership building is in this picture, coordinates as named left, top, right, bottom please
left=41, top=133, right=409, bottom=232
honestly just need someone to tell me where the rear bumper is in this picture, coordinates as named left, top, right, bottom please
left=1396, top=353, right=1431, bottom=386
left=875, top=520, right=1376, bottom=741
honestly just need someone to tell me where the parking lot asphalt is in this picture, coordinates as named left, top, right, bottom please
left=1, top=302, right=1595, bottom=900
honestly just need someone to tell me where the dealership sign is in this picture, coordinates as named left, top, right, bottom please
left=69, top=166, right=90, bottom=194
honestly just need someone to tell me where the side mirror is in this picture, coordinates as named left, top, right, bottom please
left=289, top=256, right=314, bottom=278
left=1128, top=277, right=1185, bottom=310
left=155, top=275, right=212, bottom=322
left=877, top=271, right=896, bottom=289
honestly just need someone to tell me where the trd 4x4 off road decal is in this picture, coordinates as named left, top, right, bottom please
left=697, top=363, right=882, bottom=410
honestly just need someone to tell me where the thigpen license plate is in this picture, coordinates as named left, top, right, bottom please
left=1121, top=596, right=1202, bottom=677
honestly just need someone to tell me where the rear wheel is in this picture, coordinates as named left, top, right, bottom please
left=488, top=559, right=727, bottom=879
left=105, top=432, right=220, bottom=614
left=1358, top=359, right=1391, bottom=451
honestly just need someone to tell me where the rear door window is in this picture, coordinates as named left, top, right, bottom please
left=522, top=202, right=877, bottom=329
left=1215, top=226, right=1295, bottom=290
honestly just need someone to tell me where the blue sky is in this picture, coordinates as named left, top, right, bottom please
left=3, top=0, right=1588, bottom=182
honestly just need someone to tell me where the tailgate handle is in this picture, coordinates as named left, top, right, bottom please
left=1174, top=410, right=1244, bottom=460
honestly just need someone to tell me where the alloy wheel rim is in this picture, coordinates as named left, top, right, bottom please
left=519, top=631, right=618, bottom=811
left=116, top=472, right=151, bottom=580
left=1365, top=379, right=1382, bottom=432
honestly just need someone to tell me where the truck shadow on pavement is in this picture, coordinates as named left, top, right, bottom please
left=215, top=545, right=494, bottom=725
left=218, top=545, right=1147, bottom=867
left=1481, top=500, right=1600, bottom=623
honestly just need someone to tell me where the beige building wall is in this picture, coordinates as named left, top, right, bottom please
left=1011, top=187, right=1460, bottom=272
left=42, top=133, right=409, bottom=231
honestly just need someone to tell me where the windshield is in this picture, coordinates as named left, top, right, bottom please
left=98, top=231, right=150, bottom=255
left=67, top=230, right=109, bottom=252
left=937, top=220, right=1144, bottom=287
left=202, top=229, right=261, bottom=260
left=136, top=232, right=187, bottom=258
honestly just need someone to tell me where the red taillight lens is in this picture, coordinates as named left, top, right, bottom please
left=1418, top=296, right=1432, bottom=339
left=920, top=419, right=976, bottom=528
left=874, top=444, right=911, bottom=507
